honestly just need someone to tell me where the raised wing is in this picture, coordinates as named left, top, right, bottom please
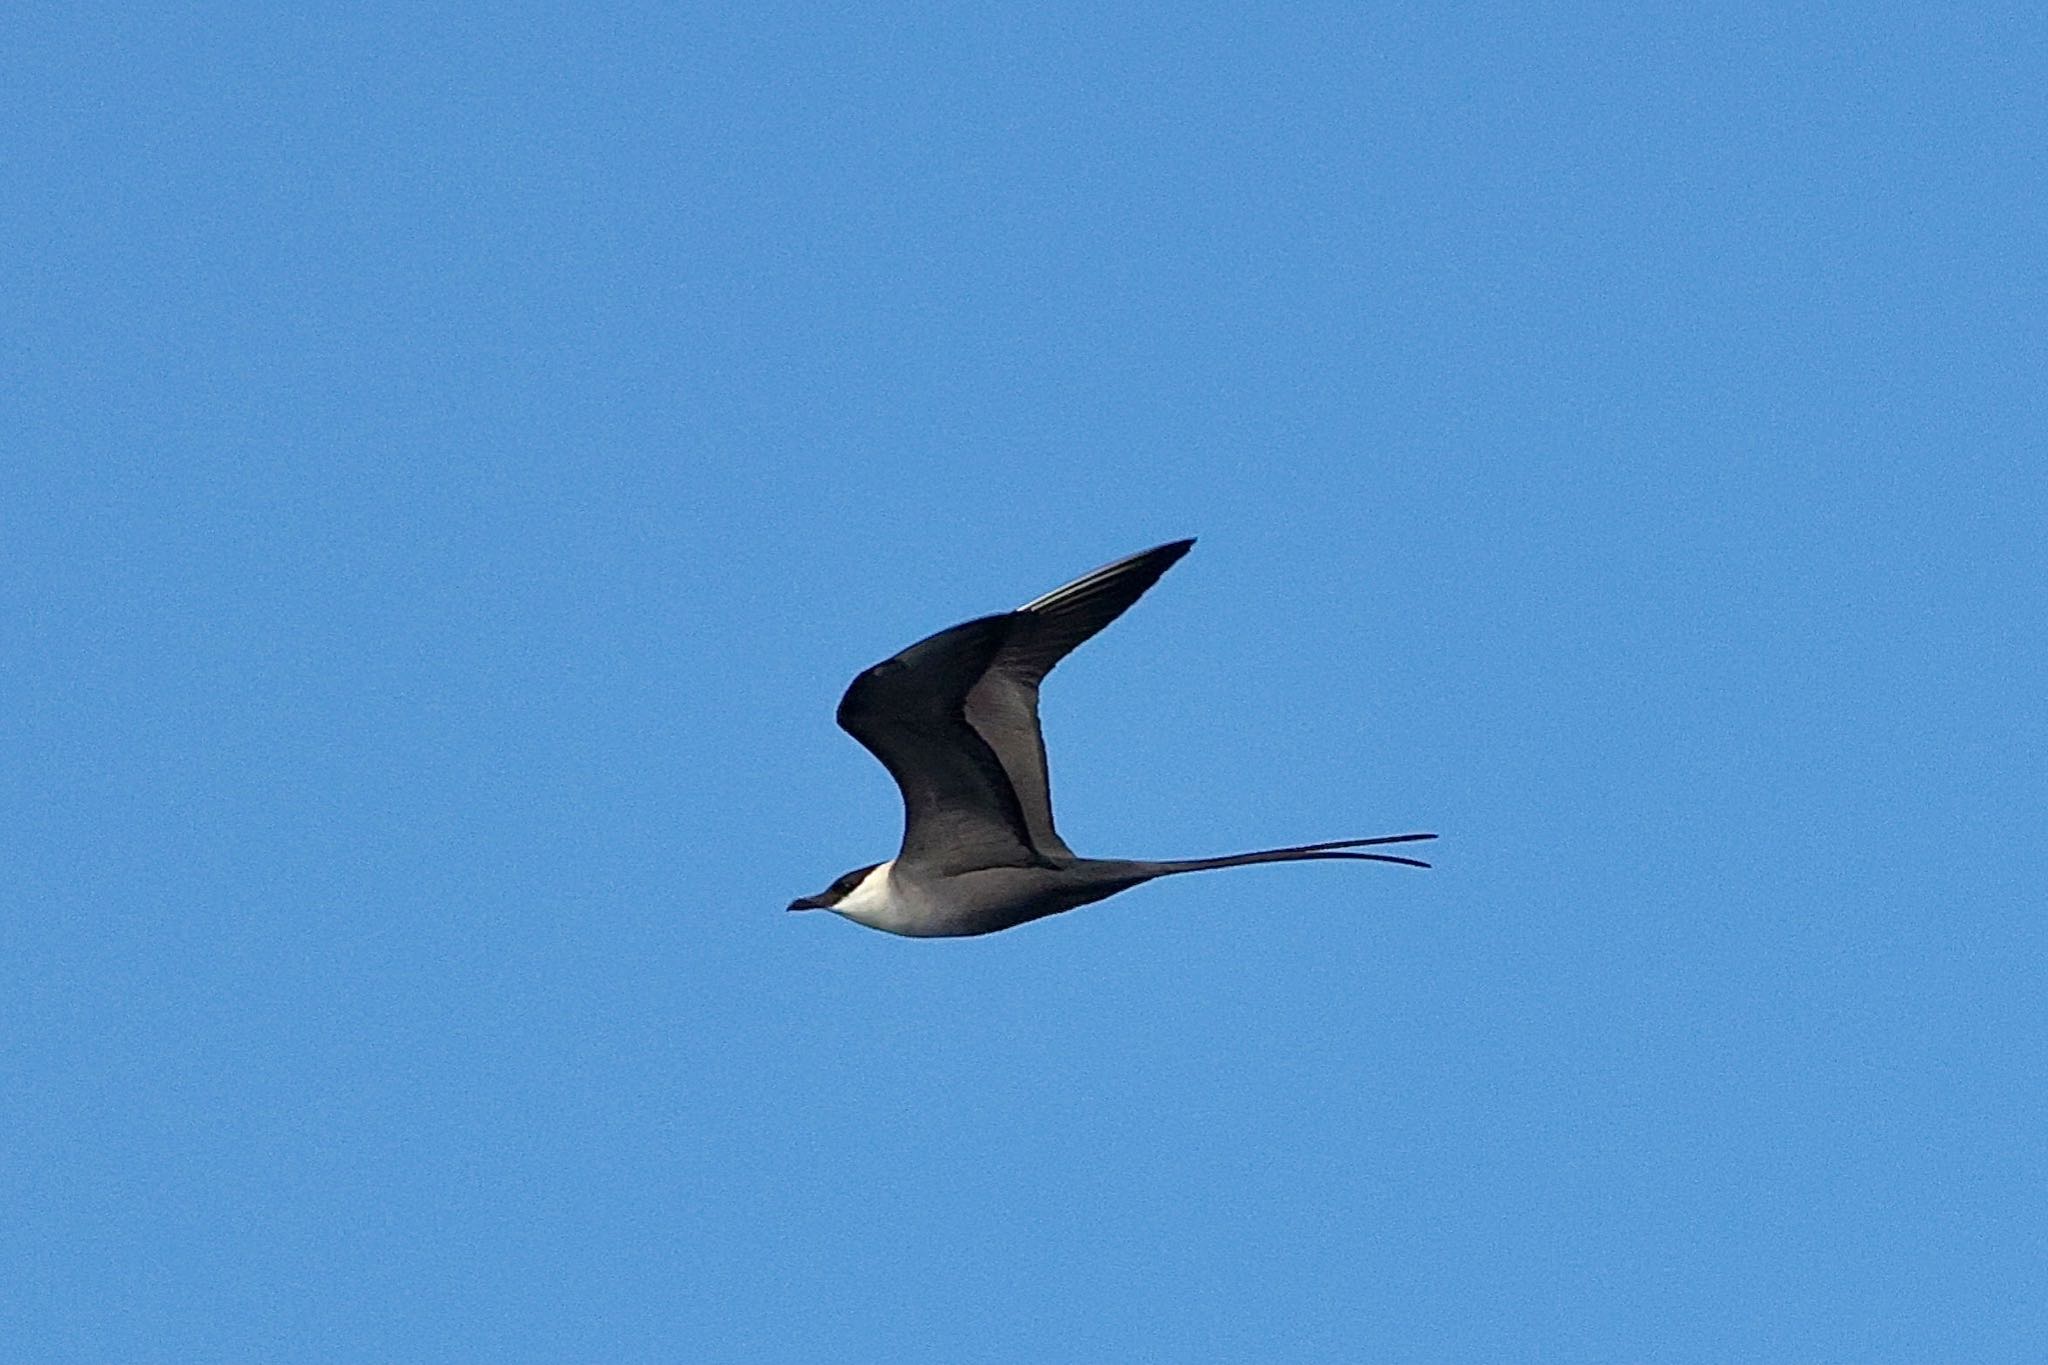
left=963, top=539, right=1195, bottom=861
left=836, top=613, right=1044, bottom=875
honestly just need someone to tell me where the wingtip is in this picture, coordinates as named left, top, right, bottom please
left=1137, top=537, right=1196, bottom=570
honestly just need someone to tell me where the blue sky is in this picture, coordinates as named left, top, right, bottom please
left=5, top=4, right=2043, bottom=1361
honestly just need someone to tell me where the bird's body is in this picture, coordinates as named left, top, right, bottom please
left=789, top=539, right=1433, bottom=937
left=822, top=859, right=1148, bottom=937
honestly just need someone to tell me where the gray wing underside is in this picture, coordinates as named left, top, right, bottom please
left=962, top=539, right=1195, bottom=861
left=836, top=613, right=1046, bottom=875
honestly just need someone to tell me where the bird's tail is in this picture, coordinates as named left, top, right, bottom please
left=1142, top=832, right=1437, bottom=875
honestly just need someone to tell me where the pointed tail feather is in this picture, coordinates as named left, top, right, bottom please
left=1145, top=832, right=1437, bottom=874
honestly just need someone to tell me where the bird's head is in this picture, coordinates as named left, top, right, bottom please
left=787, top=862, right=886, bottom=914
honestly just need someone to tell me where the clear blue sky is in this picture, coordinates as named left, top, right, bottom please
left=5, top=5, right=2043, bottom=1361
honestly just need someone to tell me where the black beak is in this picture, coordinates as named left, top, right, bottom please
left=787, top=897, right=823, bottom=912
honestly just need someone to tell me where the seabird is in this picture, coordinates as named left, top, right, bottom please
left=789, top=539, right=1434, bottom=936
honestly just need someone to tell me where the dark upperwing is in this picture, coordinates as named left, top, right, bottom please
left=836, top=613, right=1046, bottom=876
left=962, top=539, right=1195, bottom=861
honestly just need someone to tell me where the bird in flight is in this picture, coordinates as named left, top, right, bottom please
left=789, top=539, right=1435, bottom=936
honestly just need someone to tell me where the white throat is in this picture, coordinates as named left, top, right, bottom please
left=831, top=860, right=917, bottom=932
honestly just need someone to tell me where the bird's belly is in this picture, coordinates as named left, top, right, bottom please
left=832, top=900, right=970, bottom=937
left=834, top=864, right=1139, bottom=938
left=832, top=890, right=1005, bottom=938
